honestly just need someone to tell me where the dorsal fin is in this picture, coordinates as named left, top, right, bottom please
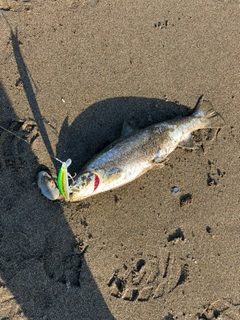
left=121, top=121, right=135, bottom=137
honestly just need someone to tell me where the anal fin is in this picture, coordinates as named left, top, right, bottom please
left=153, top=157, right=169, bottom=167
left=178, top=133, right=198, bottom=150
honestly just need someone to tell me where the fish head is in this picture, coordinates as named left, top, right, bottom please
left=69, top=171, right=101, bottom=202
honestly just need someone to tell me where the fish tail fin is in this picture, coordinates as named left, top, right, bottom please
left=192, top=97, right=225, bottom=128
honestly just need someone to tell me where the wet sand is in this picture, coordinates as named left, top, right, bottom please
left=0, top=1, right=240, bottom=319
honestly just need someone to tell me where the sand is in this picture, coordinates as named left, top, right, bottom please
left=0, top=0, right=240, bottom=319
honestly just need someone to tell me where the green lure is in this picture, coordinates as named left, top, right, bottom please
left=57, top=158, right=72, bottom=201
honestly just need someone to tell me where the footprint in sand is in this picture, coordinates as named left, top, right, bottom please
left=108, top=249, right=189, bottom=301
left=196, top=299, right=240, bottom=320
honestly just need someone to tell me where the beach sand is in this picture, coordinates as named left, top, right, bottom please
left=0, top=1, right=240, bottom=319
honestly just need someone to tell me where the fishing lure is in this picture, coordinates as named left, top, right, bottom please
left=56, top=158, right=72, bottom=201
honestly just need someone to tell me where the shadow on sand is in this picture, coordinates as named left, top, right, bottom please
left=0, top=29, right=193, bottom=319
left=0, top=30, right=115, bottom=320
left=56, top=96, right=191, bottom=175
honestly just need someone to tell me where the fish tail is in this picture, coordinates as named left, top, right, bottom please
left=192, top=98, right=225, bottom=128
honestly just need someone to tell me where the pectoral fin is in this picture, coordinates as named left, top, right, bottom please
left=105, top=167, right=123, bottom=182
left=178, top=133, right=198, bottom=150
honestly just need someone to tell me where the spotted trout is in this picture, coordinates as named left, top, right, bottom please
left=64, top=98, right=224, bottom=202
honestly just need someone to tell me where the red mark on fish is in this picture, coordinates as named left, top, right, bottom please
left=93, top=173, right=100, bottom=191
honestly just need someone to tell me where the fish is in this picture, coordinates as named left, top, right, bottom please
left=67, top=98, right=225, bottom=202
